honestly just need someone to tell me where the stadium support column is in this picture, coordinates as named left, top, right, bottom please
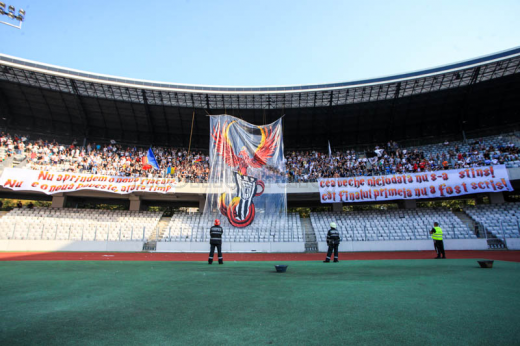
left=51, top=193, right=67, bottom=208
left=332, top=203, right=343, bottom=212
left=199, top=195, right=206, bottom=213
left=489, top=192, right=505, bottom=204
left=398, top=200, right=417, bottom=209
left=129, top=195, right=141, bottom=211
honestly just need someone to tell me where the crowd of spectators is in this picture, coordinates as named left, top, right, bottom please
left=0, top=133, right=210, bottom=183
left=0, top=132, right=519, bottom=183
left=286, top=137, right=520, bottom=182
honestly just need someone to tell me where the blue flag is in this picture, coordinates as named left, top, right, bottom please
left=147, top=148, right=160, bottom=170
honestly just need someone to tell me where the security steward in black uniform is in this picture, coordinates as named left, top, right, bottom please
left=324, top=222, right=341, bottom=263
left=208, top=219, right=224, bottom=264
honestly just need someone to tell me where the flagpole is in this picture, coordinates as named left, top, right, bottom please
left=187, top=111, right=195, bottom=163
left=328, top=140, right=332, bottom=164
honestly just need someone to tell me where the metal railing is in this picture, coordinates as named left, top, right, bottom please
left=0, top=222, right=153, bottom=241
left=157, top=225, right=304, bottom=243
left=0, top=222, right=306, bottom=243
left=310, top=219, right=516, bottom=242
left=2, top=219, right=519, bottom=243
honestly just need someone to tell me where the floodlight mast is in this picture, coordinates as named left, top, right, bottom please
left=0, top=2, right=26, bottom=29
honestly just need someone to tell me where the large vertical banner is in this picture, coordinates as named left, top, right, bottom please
left=204, top=115, right=286, bottom=228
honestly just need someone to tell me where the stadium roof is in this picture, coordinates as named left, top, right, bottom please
left=0, top=47, right=519, bottom=149
left=1, top=47, right=520, bottom=106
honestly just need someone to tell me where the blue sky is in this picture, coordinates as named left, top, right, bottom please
left=1, top=0, right=519, bottom=86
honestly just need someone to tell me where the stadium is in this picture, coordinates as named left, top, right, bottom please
left=1, top=48, right=520, bottom=251
left=1, top=4, right=520, bottom=344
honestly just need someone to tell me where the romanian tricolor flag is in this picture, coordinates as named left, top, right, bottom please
left=166, top=166, right=175, bottom=175
left=142, top=157, right=152, bottom=170
left=142, top=148, right=160, bottom=170
left=192, top=157, right=203, bottom=165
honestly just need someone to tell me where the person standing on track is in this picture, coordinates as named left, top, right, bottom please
left=324, top=222, right=341, bottom=263
left=208, top=219, right=224, bottom=265
left=430, top=222, right=446, bottom=259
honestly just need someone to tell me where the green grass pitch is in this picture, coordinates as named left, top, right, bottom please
left=1, top=260, right=519, bottom=345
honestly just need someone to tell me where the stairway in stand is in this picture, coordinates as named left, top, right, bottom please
left=453, top=211, right=477, bottom=234
left=143, top=216, right=171, bottom=251
left=455, top=211, right=507, bottom=249
left=13, top=155, right=27, bottom=168
left=301, top=218, right=318, bottom=252
left=0, top=156, right=13, bottom=175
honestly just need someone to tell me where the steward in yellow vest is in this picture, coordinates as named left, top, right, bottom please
left=430, top=222, right=446, bottom=259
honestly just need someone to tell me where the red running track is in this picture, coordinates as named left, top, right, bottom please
left=0, top=251, right=519, bottom=262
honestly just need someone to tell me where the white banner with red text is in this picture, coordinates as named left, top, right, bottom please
left=0, top=168, right=177, bottom=195
left=318, top=165, right=513, bottom=203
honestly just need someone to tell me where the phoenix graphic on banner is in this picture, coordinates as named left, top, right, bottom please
left=319, top=165, right=513, bottom=203
left=204, top=115, right=287, bottom=228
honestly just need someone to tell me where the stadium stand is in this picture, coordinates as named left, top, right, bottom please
left=0, top=49, right=519, bottom=254
left=464, top=203, right=520, bottom=239
left=1, top=130, right=517, bottom=183
left=161, top=212, right=304, bottom=242
left=0, top=208, right=163, bottom=241
left=0, top=130, right=518, bottom=250
left=408, top=134, right=520, bottom=166
left=310, top=208, right=476, bottom=242
left=0, top=132, right=209, bottom=182
left=410, top=134, right=517, bottom=157
left=286, top=133, right=519, bottom=182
